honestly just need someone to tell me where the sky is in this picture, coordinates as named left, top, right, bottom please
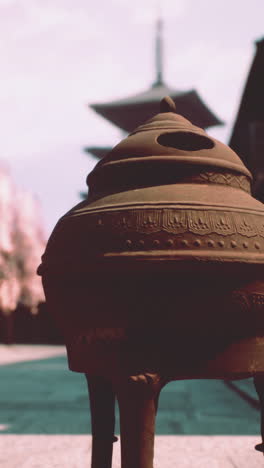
left=1, top=0, right=264, bottom=235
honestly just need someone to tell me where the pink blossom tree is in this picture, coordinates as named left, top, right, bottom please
left=0, top=166, right=45, bottom=318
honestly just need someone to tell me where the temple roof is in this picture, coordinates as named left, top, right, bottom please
left=90, top=83, right=223, bottom=132
left=229, top=38, right=264, bottom=169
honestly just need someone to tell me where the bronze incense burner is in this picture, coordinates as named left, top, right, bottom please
left=39, top=97, right=264, bottom=467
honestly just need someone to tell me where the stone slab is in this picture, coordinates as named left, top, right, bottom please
left=0, top=435, right=262, bottom=468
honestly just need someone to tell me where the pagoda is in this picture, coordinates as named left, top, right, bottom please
left=229, top=38, right=264, bottom=200
left=85, top=19, right=222, bottom=160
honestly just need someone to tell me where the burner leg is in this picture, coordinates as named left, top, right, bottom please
left=114, top=373, right=164, bottom=468
left=85, top=375, right=117, bottom=468
left=254, top=375, right=264, bottom=455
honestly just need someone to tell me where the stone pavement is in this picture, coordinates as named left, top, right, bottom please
left=0, top=345, right=263, bottom=467
left=0, top=435, right=262, bottom=468
left=0, top=344, right=66, bottom=365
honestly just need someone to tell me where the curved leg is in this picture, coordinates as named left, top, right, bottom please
left=154, top=387, right=162, bottom=414
left=254, top=375, right=264, bottom=455
left=85, top=374, right=117, bottom=468
left=114, top=373, right=165, bottom=468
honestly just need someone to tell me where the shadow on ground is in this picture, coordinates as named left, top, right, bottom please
left=0, top=355, right=260, bottom=435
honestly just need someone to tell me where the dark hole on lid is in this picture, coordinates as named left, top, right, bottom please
left=157, top=132, right=215, bottom=151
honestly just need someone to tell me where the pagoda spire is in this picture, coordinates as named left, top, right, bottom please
left=153, top=15, right=164, bottom=87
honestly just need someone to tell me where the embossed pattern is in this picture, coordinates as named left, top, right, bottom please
left=232, top=291, right=264, bottom=313
left=198, top=172, right=251, bottom=193
left=91, top=209, right=264, bottom=238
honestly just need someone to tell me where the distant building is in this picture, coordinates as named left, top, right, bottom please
left=229, top=38, right=264, bottom=200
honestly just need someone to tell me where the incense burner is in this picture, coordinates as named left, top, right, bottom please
left=39, top=97, right=264, bottom=467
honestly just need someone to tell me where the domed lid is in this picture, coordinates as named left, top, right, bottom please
left=39, top=98, right=264, bottom=279
left=87, top=96, right=251, bottom=197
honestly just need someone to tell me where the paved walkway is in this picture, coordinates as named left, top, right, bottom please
left=0, top=344, right=66, bottom=365
left=0, top=435, right=262, bottom=468
left=0, top=345, right=263, bottom=467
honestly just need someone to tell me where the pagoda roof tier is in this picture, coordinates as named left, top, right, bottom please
left=84, top=146, right=111, bottom=160
left=90, top=83, right=223, bottom=133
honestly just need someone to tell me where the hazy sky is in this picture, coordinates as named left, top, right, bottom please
left=1, top=0, right=264, bottom=234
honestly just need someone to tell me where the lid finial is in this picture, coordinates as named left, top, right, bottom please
left=160, top=96, right=176, bottom=113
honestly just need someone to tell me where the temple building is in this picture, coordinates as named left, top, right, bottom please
left=85, top=19, right=222, bottom=161
left=229, top=38, right=264, bottom=201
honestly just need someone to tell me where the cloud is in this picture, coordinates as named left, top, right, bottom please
left=0, top=1, right=99, bottom=41
left=0, top=0, right=17, bottom=5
